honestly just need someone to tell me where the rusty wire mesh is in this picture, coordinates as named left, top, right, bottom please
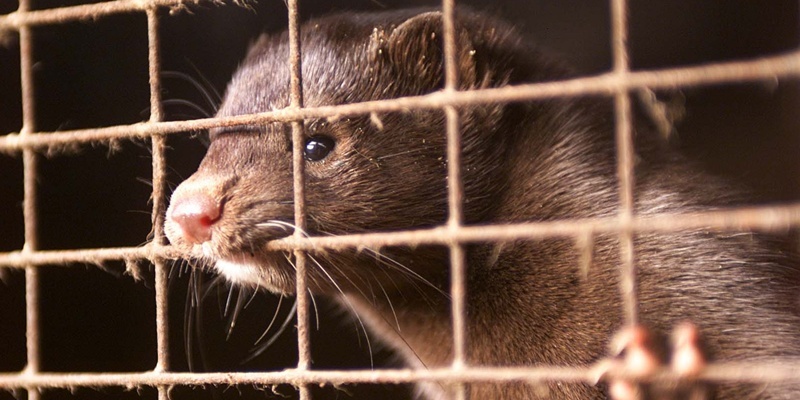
left=1, top=0, right=800, bottom=399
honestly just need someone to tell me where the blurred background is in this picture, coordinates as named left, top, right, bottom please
left=1, top=0, right=798, bottom=399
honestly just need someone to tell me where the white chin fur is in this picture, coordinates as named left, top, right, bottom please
left=214, top=256, right=264, bottom=286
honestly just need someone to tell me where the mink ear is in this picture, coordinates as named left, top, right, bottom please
left=383, top=11, right=478, bottom=89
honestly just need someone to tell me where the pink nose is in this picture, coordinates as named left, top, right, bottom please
left=169, top=193, right=221, bottom=244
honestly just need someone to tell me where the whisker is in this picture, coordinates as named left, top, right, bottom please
left=258, top=219, right=311, bottom=238
left=162, top=70, right=220, bottom=114
left=225, top=287, right=247, bottom=341
left=312, top=229, right=443, bottom=297
left=366, top=248, right=448, bottom=298
left=254, top=294, right=285, bottom=346
left=242, top=299, right=297, bottom=365
left=307, top=253, right=375, bottom=368
left=184, top=60, right=223, bottom=109
left=376, top=251, right=446, bottom=308
left=356, top=247, right=446, bottom=312
left=373, top=257, right=408, bottom=303
left=312, top=229, right=446, bottom=311
left=308, top=287, right=321, bottom=331
left=243, top=284, right=260, bottom=309
left=161, top=98, right=212, bottom=119
left=367, top=268, right=401, bottom=333
left=223, top=283, right=236, bottom=319
left=374, top=147, right=428, bottom=161
left=254, top=221, right=294, bottom=238
left=323, top=253, right=375, bottom=305
left=184, top=267, right=198, bottom=371
left=189, top=268, right=219, bottom=373
left=280, top=253, right=319, bottom=331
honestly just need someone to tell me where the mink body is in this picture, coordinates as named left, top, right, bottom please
left=165, top=9, right=800, bottom=399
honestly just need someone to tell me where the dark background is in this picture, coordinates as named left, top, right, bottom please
left=1, top=0, right=799, bottom=399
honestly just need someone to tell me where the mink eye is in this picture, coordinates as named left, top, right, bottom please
left=303, top=135, right=336, bottom=161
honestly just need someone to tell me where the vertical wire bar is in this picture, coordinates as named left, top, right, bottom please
left=441, top=0, right=468, bottom=398
left=441, top=0, right=459, bottom=94
left=145, top=10, right=171, bottom=397
left=18, top=1, right=42, bottom=399
left=286, top=0, right=312, bottom=399
left=611, top=0, right=630, bottom=75
left=610, top=0, right=639, bottom=327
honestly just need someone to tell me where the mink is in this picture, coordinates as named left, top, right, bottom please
left=165, top=8, right=800, bottom=399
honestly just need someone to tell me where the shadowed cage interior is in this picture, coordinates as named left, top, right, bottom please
left=0, top=0, right=799, bottom=399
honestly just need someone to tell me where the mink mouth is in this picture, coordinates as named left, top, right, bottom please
left=198, top=217, right=296, bottom=260
left=194, top=226, right=298, bottom=293
left=215, top=255, right=264, bottom=285
left=214, top=252, right=298, bottom=294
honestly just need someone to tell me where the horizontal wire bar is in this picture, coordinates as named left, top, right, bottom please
left=1, top=360, right=800, bottom=390
left=0, top=0, right=241, bottom=29
left=0, top=203, right=798, bottom=269
left=1, top=50, right=799, bottom=153
left=0, top=246, right=177, bottom=269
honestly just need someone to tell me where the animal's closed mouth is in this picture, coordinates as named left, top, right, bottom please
left=215, top=255, right=263, bottom=285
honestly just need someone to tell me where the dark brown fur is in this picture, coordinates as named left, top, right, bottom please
left=165, top=9, right=800, bottom=399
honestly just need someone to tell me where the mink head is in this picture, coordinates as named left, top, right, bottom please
left=164, top=9, right=562, bottom=294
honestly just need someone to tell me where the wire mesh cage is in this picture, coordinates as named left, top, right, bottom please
left=1, top=1, right=799, bottom=399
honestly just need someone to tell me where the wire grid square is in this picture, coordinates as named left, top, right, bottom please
left=1, top=0, right=799, bottom=399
